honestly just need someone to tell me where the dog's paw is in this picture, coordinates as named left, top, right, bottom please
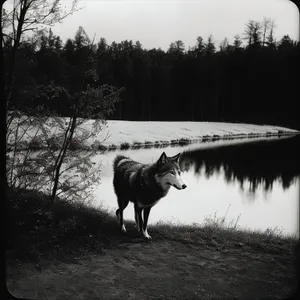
left=121, top=225, right=127, bottom=233
left=143, top=233, right=152, bottom=240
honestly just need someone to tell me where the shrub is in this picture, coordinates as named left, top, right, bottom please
left=120, top=142, right=130, bottom=149
left=28, top=136, right=44, bottom=150
left=47, top=136, right=63, bottom=150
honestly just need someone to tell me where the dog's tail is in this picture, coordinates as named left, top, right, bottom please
left=113, top=155, right=128, bottom=172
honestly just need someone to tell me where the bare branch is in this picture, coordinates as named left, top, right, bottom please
left=21, top=26, right=37, bottom=33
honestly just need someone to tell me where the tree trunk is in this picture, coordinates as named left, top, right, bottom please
left=6, top=0, right=30, bottom=107
left=262, top=27, right=267, bottom=47
left=51, top=97, right=79, bottom=200
left=1, top=0, right=8, bottom=188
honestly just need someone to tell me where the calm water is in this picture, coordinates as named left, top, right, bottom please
left=92, top=135, right=300, bottom=237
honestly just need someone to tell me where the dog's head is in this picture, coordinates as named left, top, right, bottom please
left=155, top=152, right=187, bottom=190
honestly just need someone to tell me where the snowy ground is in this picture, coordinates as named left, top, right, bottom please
left=8, top=118, right=299, bottom=150
left=96, top=121, right=299, bottom=148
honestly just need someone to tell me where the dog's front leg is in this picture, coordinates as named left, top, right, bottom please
left=134, top=203, right=143, bottom=234
left=142, top=207, right=152, bottom=240
left=135, top=203, right=151, bottom=240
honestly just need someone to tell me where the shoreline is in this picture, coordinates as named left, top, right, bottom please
left=104, top=130, right=299, bottom=151
left=7, top=119, right=300, bottom=151
left=98, top=120, right=300, bottom=150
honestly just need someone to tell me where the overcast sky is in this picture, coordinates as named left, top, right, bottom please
left=5, top=0, right=300, bottom=50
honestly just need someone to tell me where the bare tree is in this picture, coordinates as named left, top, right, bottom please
left=261, top=17, right=271, bottom=47
left=0, top=1, right=7, bottom=49
left=2, top=0, right=80, bottom=107
left=2, top=0, right=80, bottom=188
left=252, top=21, right=262, bottom=46
left=244, top=20, right=262, bottom=47
left=0, top=0, right=6, bottom=86
left=266, top=20, right=276, bottom=48
left=244, top=20, right=255, bottom=46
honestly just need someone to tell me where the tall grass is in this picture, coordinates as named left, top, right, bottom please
left=6, top=189, right=298, bottom=262
left=151, top=205, right=297, bottom=254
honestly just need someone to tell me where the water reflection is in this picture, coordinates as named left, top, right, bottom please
left=180, top=135, right=300, bottom=196
left=93, top=135, right=299, bottom=236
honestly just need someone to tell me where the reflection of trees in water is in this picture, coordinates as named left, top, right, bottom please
left=180, top=136, right=300, bottom=194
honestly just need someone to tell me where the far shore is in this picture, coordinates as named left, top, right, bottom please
left=99, top=120, right=300, bottom=149
left=7, top=118, right=300, bottom=151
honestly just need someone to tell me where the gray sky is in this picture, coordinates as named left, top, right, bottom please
left=6, top=0, right=300, bottom=50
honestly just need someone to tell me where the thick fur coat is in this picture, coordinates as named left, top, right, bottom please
left=113, top=152, right=186, bottom=240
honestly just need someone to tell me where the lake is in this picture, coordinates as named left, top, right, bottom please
left=92, top=135, right=300, bottom=237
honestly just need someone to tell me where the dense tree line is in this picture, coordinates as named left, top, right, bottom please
left=3, top=19, right=300, bottom=129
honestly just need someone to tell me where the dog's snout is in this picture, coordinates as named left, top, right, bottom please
left=182, top=184, right=187, bottom=189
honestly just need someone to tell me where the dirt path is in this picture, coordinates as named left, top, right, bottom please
left=6, top=239, right=297, bottom=300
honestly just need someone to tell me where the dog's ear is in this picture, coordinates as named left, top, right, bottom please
left=158, top=152, right=168, bottom=165
left=170, top=153, right=181, bottom=163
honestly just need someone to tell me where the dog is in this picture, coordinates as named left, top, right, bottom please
left=113, top=152, right=187, bottom=240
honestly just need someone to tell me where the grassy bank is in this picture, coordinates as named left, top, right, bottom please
left=6, top=188, right=299, bottom=299
left=6, top=188, right=298, bottom=260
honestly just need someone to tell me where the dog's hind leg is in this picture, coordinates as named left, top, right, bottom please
left=133, top=200, right=139, bottom=229
left=116, top=197, right=129, bottom=233
left=134, top=210, right=138, bottom=228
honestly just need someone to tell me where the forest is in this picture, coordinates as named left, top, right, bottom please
left=3, top=18, right=300, bottom=129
